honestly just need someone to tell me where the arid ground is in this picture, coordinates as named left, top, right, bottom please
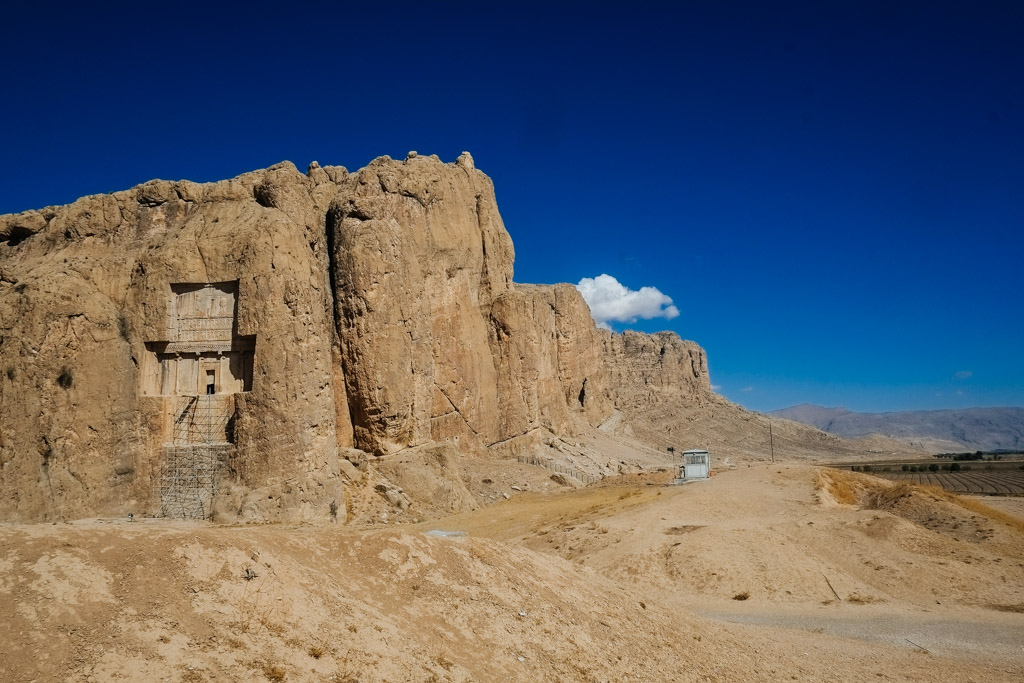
left=2, top=463, right=1021, bottom=682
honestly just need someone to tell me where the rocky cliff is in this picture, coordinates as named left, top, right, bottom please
left=0, top=152, right=712, bottom=523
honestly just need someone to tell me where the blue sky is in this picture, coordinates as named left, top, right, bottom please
left=1, top=1, right=1021, bottom=413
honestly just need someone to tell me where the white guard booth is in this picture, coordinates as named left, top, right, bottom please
left=681, top=449, right=711, bottom=480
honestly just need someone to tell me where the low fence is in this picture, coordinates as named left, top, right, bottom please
left=516, top=455, right=601, bottom=485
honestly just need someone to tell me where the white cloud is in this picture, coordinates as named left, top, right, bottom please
left=953, top=370, right=972, bottom=380
left=711, top=384, right=722, bottom=391
left=741, top=386, right=753, bottom=392
left=576, top=274, right=679, bottom=327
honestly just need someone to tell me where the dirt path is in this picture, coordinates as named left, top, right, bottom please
left=448, top=463, right=1024, bottom=675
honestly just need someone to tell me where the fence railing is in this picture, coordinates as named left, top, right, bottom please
left=516, top=455, right=601, bottom=485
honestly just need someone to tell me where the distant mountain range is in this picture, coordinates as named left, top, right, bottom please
left=768, top=404, right=1024, bottom=454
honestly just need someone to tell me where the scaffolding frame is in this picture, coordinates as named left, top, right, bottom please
left=160, top=395, right=234, bottom=519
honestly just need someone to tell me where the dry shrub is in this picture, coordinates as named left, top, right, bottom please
left=732, top=592, right=750, bottom=601
left=308, top=645, right=325, bottom=659
left=816, top=470, right=858, bottom=505
left=865, top=482, right=916, bottom=511
left=262, top=661, right=286, bottom=681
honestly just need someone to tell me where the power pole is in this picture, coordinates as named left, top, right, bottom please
left=769, top=419, right=775, bottom=463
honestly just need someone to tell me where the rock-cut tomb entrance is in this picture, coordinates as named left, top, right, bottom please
left=141, top=281, right=255, bottom=518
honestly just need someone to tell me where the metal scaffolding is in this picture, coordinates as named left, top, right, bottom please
left=160, top=395, right=234, bottom=519
left=172, top=395, right=232, bottom=445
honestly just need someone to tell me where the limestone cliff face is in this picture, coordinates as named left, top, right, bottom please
left=328, top=154, right=619, bottom=457
left=0, top=152, right=711, bottom=522
left=603, top=330, right=711, bottom=409
left=0, top=162, right=348, bottom=522
left=328, top=153, right=512, bottom=455
left=488, top=282, right=614, bottom=449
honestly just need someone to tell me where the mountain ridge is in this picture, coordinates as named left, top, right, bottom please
left=770, top=403, right=1024, bottom=453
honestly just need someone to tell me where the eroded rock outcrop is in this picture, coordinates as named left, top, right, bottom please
left=0, top=153, right=712, bottom=523
left=603, top=330, right=711, bottom=409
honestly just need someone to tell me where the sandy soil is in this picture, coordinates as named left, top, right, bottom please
left=963, top=495, right=1024, bottom=522
left=1, top=464, right=1021, bottom=682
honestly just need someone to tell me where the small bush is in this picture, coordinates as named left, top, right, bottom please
left=57, top=367, right=73, bottom=388
left=262, top=662, right=286, bottom=681
left=733, top=592, right=750, bottom=601
left=928, top=464, right=939, bottom=472
left=901, top=465, right=909, bottom=471
left=950, top=463, right=961, bottom=472
left=308, top=645, right=325, bottom=659
left=4, top=367, right=14, bottom=381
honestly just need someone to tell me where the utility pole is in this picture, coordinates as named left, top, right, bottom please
left=769, top=419, right=775, bottom=463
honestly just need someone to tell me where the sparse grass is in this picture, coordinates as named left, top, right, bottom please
left=816, top=470, right=858, bottom=505
left=732, top=592, right=750, bottom=601
left=308, top=645, right=326, bottom=659
left=234, top=576, right=281, bottom=635
left=262, top=661, right=286, bottom=681
left=865, top=482, right=915, bottom=510
left=926, top=487, right=1024, bottom=533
